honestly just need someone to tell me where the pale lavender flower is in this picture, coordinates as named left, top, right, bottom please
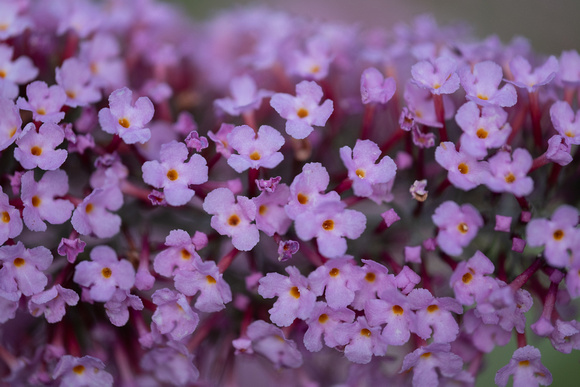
left=245, top=320, right=303, bottom=368
left=550, top=100, right=580, bottom=145
left=14, top=123, right=67, bottom=170
left=73, top=245, right=135, bottom=303
left=0, top=241, right=52, bottom=297
left=151, top=288, right=199, bottom=341
left=0, top=97, right=21, bottom=151
left=53, top=355, right=113, bottom=387
left=28, top=285, right=79, bottom=323
left=432, top=201, right=483, bottom=256
left=270, top=80, right=333, bottom=139
left=435, top=141, right=489, bottom=191
left=360, top=67, right=396, bottom=104
left=104, top=289, right=143, bottom=327
left=17, top=81, right=66, bottom=123
left=174, top=259, right=232, bottom=312
left=71, top=188, right=122, bottom=239
left=411, top=56, right=460, bottom=95
left=458, top=60, right=517, bottom=107
left=495, top=346, right=552, bottom=387
left=484, top=148, right=534, bottom=196
left=214, top=74, right=272, bottom=116
left=0, top=187, right=23, bottom=246
left=0, top=44, right=38, bottom=88
left=55, top=58, right=101, bottom=108
left=508, top=55, right=559, bottom=92
left=20, top=170, right=74, bottom=232
left=226, top=125, right=285, bottom=172
left=400, top=343, right=464, bottom=387
left=98, top=87, right=154, bottom=144
left=142, top=140, right=208, bottom=206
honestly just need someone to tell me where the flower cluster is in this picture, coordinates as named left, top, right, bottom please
left=0, top=1, right=578, bottom=386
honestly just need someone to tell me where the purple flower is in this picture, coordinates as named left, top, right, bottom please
left=28, top=285, right=79, bottom=323
left=546, top=135, right=573, bottom=166
left=351, top=259, right=397, bottom=310
left=151, top=288, right=199, bottom=341
left=408, top=288, right=462, bottom=343
left=526, top=204, right=580, bottom=268
left=550, top=100, right=580, bottom=145
left=53, top=355, right=113, bottom=387
left=270, top=80, right=333, bottom=139
left=0, top=241, right=52, bottom=297
left=432, top=201, right=483, bottom=256
left=98, top=87, right=154, bottom=144
left=0, top=97, right=21, bottom=151
left=495, top=346, right=552, bottom=387
left=395, top=266, right=422, bottom=295
left=285, top=162, right=340, bottom=220
left=360, top=67, right=396, bottom=105
left=508, top=55, right=559, bottom=92
left=365, top=289, right=416, bottom=346
left=290, top=36, right=332, bottom=80
left=226, top=125, right=285, bottom=172
left=140, top=343, right=199, bottom=385
left=559, top=50, right=580, bottom=84
left=78, top=33, right=127, bottom=90
left=174, top=259, right=232, bottom=312
left=73, top=245, right=135, bottom=303
left=484, top=148, right=534, bottom=196
left=403, top=81, right=454, bottom=128
left=0, top=44, right=37, bottom=88
left=14, top=123, right=67, bottom=170
left=435, top=141, right=489, bottom=191
left=277, top=239, right=299, bottom=262
left=203, top=187, right=259, bottom=251
left=258, top=266, right=316, bottom=327
left=57, top=238, right=86, bottom=264
left=245, top=320, right=303, bottom=368
left=495, top=215, right=512, bottom=232
left=550, top=319, right=580, bottom=353
left=411, top=56, right=460, bottom=95
left=214, top=74, right=272, bottom=116
left=295, top=200, right=366, bottom=258
left=340, top=139, right=397, bottom=198
left=342, top=316, right=388, bottom=364
left=252, top=183, right=292, bottom=237
left=154, top=229, right=205, bottom=277
left=142, top=140, right=208, bottom=206
left=308, top=257, right=364, bottom=309
left=104, top=289, right=143, bottom=327
left=455, top=101, right=511, bottom=159
left=20, top=170, right=74, bottom=232
left=381, top=208, right=400, bottom=228
left=399, top=343, right=464, bottom=387
left=71, top=188, right=122, bottom=239
left=450, top=251, right=497, bottom=305
left=208, top=123, right=235, bottom=158
left=16, top=81, right=66, bottom=123
left=0, top=187, right=23, bottom=246
left=458, top=60, right=517, bottom=107
left=55, top=58, right=101, bottom=108
left=303, top=301, right=354, bottom=352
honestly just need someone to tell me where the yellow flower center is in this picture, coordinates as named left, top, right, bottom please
left=290, top=286, right=300, bottom=299
left=427, top=305, right=439, bottom=313
left=101, top=267, right=112, bottom=278
left=2, top=211, right=10, bottom=223
left=166, top=169, right=179, bottom=181
left=329, top=268, right=340, bottom=277
left=118, top=118, right=130, bottom=128
left=297, top=108, right=309, bottom=118
left=32, top=196, right=41, bottom=207
left=85, top=203, right=94, bottom=214
left=180, top=249, right=191, bottom=260
left=462, top=272, right=473, bottom=284
left=249, top=151, right=261, bottom=161
left=318, top=313, right=329, bottom=323
left=322, top=219, right=334, bottom=231
left=30, top=146, right=42, bottom=156
left=476, top=128, right=488, bottom=139
left=73, top=365, right=85, bottom=375
left=392, top=305, right=404, bottom=315
left=365, top=272, right=376, bottom=282
left=228, top=214, right=240, bottom=226
left=457, top=222, right=469, bottom=234
left=355, top=169, right=366, bottom=178
left=13, top=258, right=25, bottom=267
left=297, top=193, right=308, bottom=205
left=457, top=163, right=469, bottom=174
left=477, top=94, right=488, bottom=101
left=553, top=229, right=564, bottom=240
left=360, top=328, right=371, bottom=337
left=504, top=172, right=516, bottom=184
left=206, top=275, right=216, bottom=284
left=259, top=205, right=267, bottom=215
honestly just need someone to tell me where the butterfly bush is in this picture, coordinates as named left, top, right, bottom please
left=0, top=1, right=579, bottom=386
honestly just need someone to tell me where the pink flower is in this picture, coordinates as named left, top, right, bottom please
left=142, top=140, right=208, bottom=206
left=495, top=346, right=552, bottom=387
left=508, top=55, right=559, bottom=92
left=16, top=81, right=66, bottom=123
left=214, top=74, right=272, bottom=116
left=0, top=241, right=52, bottom=297
left=435, top=141, right=489, bottom=191
left=73, top=245, right=135, bottom=303
left=98, top=87, right=154, bottom=144
left=550, top=100, right=580, bottom=145
left=432, top=200, right=483, bottom=256
left=484, top=148, right=534, bottom=196
left=458, top=61, right=517, bottom=107
left=226, top=125, right=285, bottom=172
left=14, top=123, right=67, bottom=171
left=360, top=67, right=396, bottom=105
left=411, top=56, right=460, bottom=95
left=270, top=80, right=333, bottom=139
left=203, top=187, right=259, bottom=251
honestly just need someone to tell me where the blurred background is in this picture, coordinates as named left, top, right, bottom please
left=164, top=0, right=580, bottom=385
left=166, top=0, right=580, bottom=55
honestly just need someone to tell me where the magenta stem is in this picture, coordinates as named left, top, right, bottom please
left=218, top=247, right=240, bottom=273
left=510, top=258, right=543, bottom=291
left=433, top=94, right=448, bottom=142
left=529, top=90, right=543, bottom=149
